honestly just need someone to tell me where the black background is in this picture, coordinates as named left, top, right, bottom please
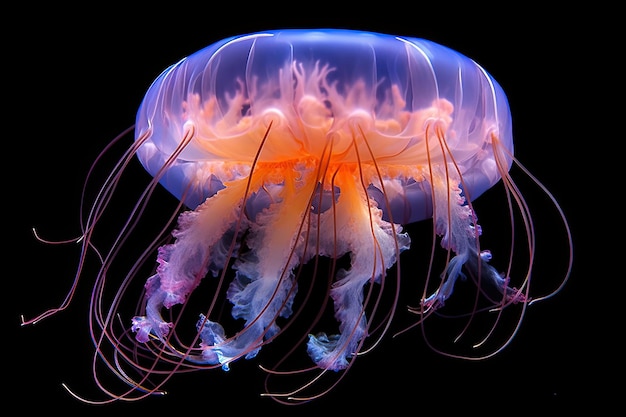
left=9, top=4, right=605, bottom=415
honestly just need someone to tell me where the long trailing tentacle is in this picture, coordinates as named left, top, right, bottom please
left=395, top=126, right=572, bottom=361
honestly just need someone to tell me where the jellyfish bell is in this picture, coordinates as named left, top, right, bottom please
left=136, top=30, right=513, bottom=223
left=23, top=29, right=572, bottom=404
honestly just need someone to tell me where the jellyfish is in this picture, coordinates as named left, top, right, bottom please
left=22, top=29, right=572, bottom=404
